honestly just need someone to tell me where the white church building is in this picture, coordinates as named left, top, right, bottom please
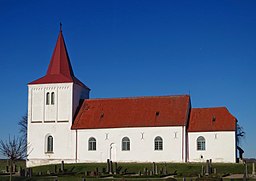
left=27, top=29, right=238, bottom=167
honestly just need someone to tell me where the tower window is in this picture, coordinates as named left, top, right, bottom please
left=51, top=92, right=55, bottom=105
left=46, top=135, right=53, bottom=153
left=46, top=92, right=50, bottom=105
left=46, top=92, right=55, bottom=105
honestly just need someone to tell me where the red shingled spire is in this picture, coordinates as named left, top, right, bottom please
left=29, top=28, right=89, bottom=89
left=46, top=29, right=74, bottom=77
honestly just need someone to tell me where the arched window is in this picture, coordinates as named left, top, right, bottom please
left=88, top=137, right=96, bottom=151
left=197, top=136, right=206, bottom=150
left=47, top=135, right=53, bottom=153
left=122, top=137, right=130, bottom=151
left=46, top=92, right=50, bottom=105
left=154, top=136, right=163, bottom=150
left=51, top=92, right=55, bottom=105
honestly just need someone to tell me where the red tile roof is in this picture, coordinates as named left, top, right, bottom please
left=29, top=31, right=89, bottom=89
left=188, top=107, right=236, bottom=132
left=71, top=95, right=190, bottom=129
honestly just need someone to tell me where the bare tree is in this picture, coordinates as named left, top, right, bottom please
left=18, top=113, right=28, bottom=161
left=18, top=113, right=27, bottom=140
left=237, top=123, right=245, bottom=146
left=0, top=136, right=27, bottom=181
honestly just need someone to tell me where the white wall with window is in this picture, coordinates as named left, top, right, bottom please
left=154, top=136, right=163, bottom=150
left=122, top=137, right=130, bottom=151
left=46, top=135, right=54, bottom=153
left=188, top=132, right=236, bottom=163
left=196, top=136, right=205, bottom=151
left=27, top=82, right=89, bottom=167
left=77, top=126, right=186, bottom=163
left=88, top=137, right=96, bottom=151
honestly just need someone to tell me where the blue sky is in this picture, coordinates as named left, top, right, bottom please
left=0, top=0, right=255, bottom=158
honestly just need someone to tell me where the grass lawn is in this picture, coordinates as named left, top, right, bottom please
left=0, top=159, right=26, bottom=173
left=0, top=160, right=254, bottom=180
left=32, top=162, right=249, bottom=176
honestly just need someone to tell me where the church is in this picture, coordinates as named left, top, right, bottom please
left=27, top=29, right=237, bottom=167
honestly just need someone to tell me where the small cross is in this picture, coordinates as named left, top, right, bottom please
left=60, top=22, right=62, bottom=32
left=141, top=132, right=144, bottom=140
left=105, top=133, right=109, bottom=140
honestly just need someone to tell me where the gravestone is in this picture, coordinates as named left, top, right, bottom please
left=102, top=167, right=106, bottom=173
left=47, top=170, right=51, bottom=175
left=252, top=163, right=255, bottom=176
left=107, top=159, right=110, bottom=173
left=163, top=163, right=168, bottom=175
left=95, top=167, right=99, bottom=176
left=205, top=160, right=209, bottom=176
left=243, top=163, right=248, bottom=181
left=61, top=161, right=64, bottom=172
left=90, top=171, right=96, bottom=176
left=54, top=165, right=57, bottom=173
left=213, top=168, right=217, bottom=174
left=201, top=165, right=204, bottom=176
left=110, top=160, right=113, bottom=174
left=138, top=171, right=141, bottom=176
left=152, top=162, right=156, bottom=174
left=149, top=170, right=153, bottom=176
left=13, top=163, right=16, bottom=173
left=160, top=168, right=163, bottom=175
left=28, top=168, right=32, bottom=177
left=245, top=163, right=248, bottom=178
left=114, top=162, right=117, bottom=174
left=18, top=167, right=25, bottom=176
left=86, top=171, right=90, bottom=176
left=209, top=159, right=212, bottom=174
left=143, top=168, right=148, bottom=175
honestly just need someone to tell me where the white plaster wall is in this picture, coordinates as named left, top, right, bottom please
left=27, top=83, right=89, bottom=167
left=77, top=126, right=185, bottom=163
left=29, top=84, right=73, bottom=123
left=188, top=131, right=236, bottom=163
left=72, top=84, right=89, bottom=119
left=58, top=86, right=70, bottom=121
left=27, top=123, right=76, bottom=167
left=31, top=88, right=44, bottom=121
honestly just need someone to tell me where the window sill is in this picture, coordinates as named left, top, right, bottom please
left=45, top=152, right=54, bottom=154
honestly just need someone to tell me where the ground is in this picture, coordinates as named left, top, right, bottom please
left=0, top=160, right=255, bottom=180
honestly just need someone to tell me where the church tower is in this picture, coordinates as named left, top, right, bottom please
left=27, top=28, right=90, bottom=167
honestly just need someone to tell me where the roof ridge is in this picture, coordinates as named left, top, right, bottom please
left=72, top=94, right=190, bottom=129
left=86, top=95, right=190, bottom=101
left=192, top=106, right=227, bottom=110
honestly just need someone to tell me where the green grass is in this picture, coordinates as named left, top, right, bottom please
left=0, top=159, right=26, bottom=173
left=31, top=162, right=249, bottom=177
left=0, top=160, right=254, bottom=180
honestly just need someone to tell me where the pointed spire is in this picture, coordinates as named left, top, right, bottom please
left=29, top=27, right=90, bottom=90
left=46, top=29, right=74, bottom=77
